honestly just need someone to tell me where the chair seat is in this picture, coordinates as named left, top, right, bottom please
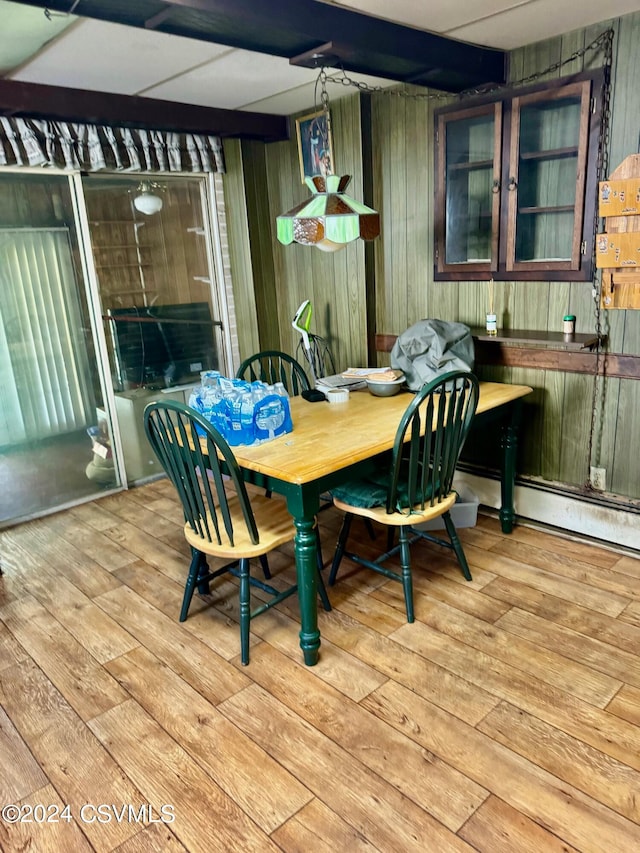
left=332, top=490, right=457, bottom=527
left=184, top=493, right=295, bottom=557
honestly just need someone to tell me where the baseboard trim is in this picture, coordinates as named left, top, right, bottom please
left=456, top=472, right=640, bottom=552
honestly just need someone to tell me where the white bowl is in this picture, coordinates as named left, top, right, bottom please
left=366, top=375, right=405, bottom=397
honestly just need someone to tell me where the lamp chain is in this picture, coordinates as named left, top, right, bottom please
left=319, top=28, right=614, bottom=101
left=316, top=71, right=335, bottom=175
left=584, top=27, right=613, bottom=492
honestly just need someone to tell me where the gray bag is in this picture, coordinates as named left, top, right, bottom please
left=390, top=319, right=474, bottom=391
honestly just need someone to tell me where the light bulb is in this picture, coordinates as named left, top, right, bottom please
left=314, top=238, right=345, bottom=252
left=133, top=191, right=163, bottom=215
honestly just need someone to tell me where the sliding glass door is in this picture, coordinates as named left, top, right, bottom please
left=0, top=169, right=230, bottom=523
left=82, top=174, right=227, bottom=484
left=0, top=172, right=120, bottom=525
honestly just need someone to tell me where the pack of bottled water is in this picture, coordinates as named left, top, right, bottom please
left=188, top=370, right=293, bottom=446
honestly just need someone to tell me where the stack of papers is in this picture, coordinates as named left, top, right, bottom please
left=315, top=373, right=367, bottom=393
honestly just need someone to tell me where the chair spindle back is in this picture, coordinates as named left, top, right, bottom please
left=144, top=400, right=259, bottom=546
left=388, top=371, right=479, bottom=513
left=236, top=350, right=310, bottom=396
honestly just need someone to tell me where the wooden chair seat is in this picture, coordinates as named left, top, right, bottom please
left=183, top=493, right=295, bottom=557
left=332, top=490, right=457, bottom=527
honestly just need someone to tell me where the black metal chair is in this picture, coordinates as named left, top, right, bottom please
left=296, top=333, right=336, bottom=382
left=329, top=371, right=479, bottom=622
left=236, top=350, right=310, bottom=395
left=143, top=399, right=330, bottom=665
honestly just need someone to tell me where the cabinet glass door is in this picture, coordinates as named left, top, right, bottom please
left=436, top=102, right=502, bottom=275
left=507, top=80, right=591, bottom=271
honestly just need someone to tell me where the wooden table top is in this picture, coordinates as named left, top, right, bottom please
left=230, top=381, right=533, bottom=486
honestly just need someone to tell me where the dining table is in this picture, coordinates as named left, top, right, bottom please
left=223, top=380, right=533, bottom=666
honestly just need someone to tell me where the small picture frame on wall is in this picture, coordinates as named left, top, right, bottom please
left=295, top=110, right=334, bottom=183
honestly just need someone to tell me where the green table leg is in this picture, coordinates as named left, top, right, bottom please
left=500, top=400, right=523, bottom=533
left=293, top=515, right=320, bottom=665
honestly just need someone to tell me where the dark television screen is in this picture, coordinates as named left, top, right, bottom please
left=108, top=301, right=218, bottom=390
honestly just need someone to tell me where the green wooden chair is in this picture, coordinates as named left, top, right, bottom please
left=236, top=348, right=333, bottom=567
left=143, top=399, right=331, bottom=665
left=236, top=350, right=310, bottom=395
left=329, top=371, right=479, bottom=622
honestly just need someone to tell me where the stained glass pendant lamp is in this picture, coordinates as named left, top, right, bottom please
left=277, top=174, right=380, bottom=252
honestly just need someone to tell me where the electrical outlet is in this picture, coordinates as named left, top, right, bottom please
left=590, top=466, right=606, bottom=491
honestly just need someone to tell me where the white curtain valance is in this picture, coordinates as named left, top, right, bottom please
left=0, top=117, right=225, bottom=173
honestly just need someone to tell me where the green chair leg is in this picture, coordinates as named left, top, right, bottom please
left=329, top=513, right=353, bottom=586
left=180, top=549, right=202, bottom=622
left=316, top=534, right=325, bottom=573
left=196, top=551, right=211, bottom=596
left=365, top=519, right=377, bottom=541
left=398, top=527, right=415, bottom=623
left=442, top=511, right=472, bottom=581
left=239, top=558, right=251, bottom=666
left=259, top=554, right=272, bottom=579
left=317, top=566, right=332, bottom=612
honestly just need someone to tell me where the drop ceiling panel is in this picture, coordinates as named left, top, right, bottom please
left=239, top=82, right=320, bottom=115
left=323, top=0, right=640, bottom=48
left=447, top=0, right=640, bottom=48
left=9, top=18, right=230, bottom=94
left=243, top=71, right=396, bottom=115
left=142, top=49, right=320, bottom=111
left=320, top=0, right=524, bottom=34
left=0, top=0, right=75, bottom=75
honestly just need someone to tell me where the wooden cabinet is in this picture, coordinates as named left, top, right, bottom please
left=434, top=70, right=604, bottom=281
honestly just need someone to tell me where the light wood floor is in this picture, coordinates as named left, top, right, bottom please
left=1, top=479, right=639, bottom=852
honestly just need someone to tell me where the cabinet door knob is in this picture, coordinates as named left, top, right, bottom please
left=508, top=176, right=518, bottom=190
left=492, top=179, right=501, bottom=193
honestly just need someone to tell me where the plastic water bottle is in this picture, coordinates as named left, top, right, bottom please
left=188, top=388, right=203, bottom=434
left=188, top=388, right=201, bottom=411
left=254, top=390, right=286, bottom=442
left=240, top=389, right=256, bottom=446
left=200, top=370, right=221, bottom=389
left=274, top=382, right=293, bottom=434
left=225, top=390, right=243, bottom=446
left=199, top=384, right=217, bottom=414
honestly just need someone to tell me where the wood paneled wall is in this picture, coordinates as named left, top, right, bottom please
left=221, top=140, right=261, bottom=361
left=223, top=12, right=640, bottom=502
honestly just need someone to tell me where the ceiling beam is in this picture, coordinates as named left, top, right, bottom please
left=13, top=0, right=506, bottom=93
left=0, top=79, right=289, bottom=141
